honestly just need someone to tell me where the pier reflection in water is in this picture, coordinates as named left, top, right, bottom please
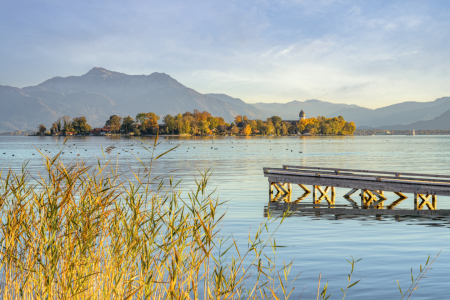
left=265, top=195, right=450, bottom=228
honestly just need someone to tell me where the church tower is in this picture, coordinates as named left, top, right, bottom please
left=299, top=110, right=305, bottom=120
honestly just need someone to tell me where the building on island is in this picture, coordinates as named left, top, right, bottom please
left=299, top=110, right=305, bottom=120
left=284, top=109, right=306, bottom=124
left=281, top=109, right=306, bottom=134
left=90, top=126, right=111, bottom=135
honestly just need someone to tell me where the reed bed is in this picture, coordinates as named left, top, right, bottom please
left=0, top=138, right=298, bottom=299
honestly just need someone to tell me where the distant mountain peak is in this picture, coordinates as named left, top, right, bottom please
left=83, top=67, right=125, bottom=78
left=304, top=99, right=323, bottom=103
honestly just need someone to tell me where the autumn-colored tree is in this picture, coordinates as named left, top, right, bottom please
left=230, top=126, right=240, bottom=135
left=199, top=111, right=211, bottom=121
left=61, top=116, right=71, bottom=133
left=142, top=112, right=160, bottom=134
left=270, top=116, right=282, bottom=125
left=183, top=120, right=192, bottom=134
left=38, top=124, right=46, bottom=135
left=288, top=123, right=297, bottom=134
left=281, top=123, right=288, bottom=135
left=216, top=125, right=227, bottom=133
left=207, top=116, right=219, bottom=130
left=192, top=109, right=201, bottom=120
left=256, top=119, right=264, bottom=131
left=243, top=124, right=252, bottom=136
left=199, top=120, right=210, bottom=135
left=274, top=123, right=281, bottom=135
left=72, top=116, right=90, bottom=134
left=243, top=115, right=248, bottom=121
left=136, top=113, right=147, bottom=125
left=55, top=119, right=61, bottom=131
left=234, top=115, right=243, bottom=124
left=121, top=116, right=135, bottom=133
left=51, top=123, right=58, bottom=133
left=106, top=115, right=122, bottom=133
left=163, top=115, right=175, bottom=134
left=266, top=121, right=274, bottom=135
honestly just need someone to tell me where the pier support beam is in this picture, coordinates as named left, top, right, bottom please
left=344, top=188, right=358, bottom=197
left=294, top=192, right=310, bottom=203
left=298, top=184, right=311, bottom=194
left=387, top=197, right=407, bottom=210
left=394, top=192, right=407, bottom=199
left=269, top=182, right=292, bottom=202
left=361, top=190, right=385, bottom=209
left=313, top=185, right=336, bottom=205
left=414, top=194, right=437, bottom=210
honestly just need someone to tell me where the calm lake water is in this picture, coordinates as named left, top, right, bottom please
left=1, top=135, right=449, bottom=299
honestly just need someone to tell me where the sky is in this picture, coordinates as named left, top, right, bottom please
left=1, top=0, right=450, bottom=108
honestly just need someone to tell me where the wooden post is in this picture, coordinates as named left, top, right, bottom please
left=414, top=193, right=419, bottom=210
left=361, top=190, right=366, bottom=208
left=269, top=182, right=274, bottom=202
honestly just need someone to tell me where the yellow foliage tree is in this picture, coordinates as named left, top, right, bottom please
left=243, top=124, right=252, bottom=136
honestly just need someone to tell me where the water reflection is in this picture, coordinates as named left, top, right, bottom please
left=265, top=200, right=450, bottom=228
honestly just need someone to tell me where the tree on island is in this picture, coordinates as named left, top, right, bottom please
left=51, top=123, right=58, bottom=134
left=72, top=116, right=91, bottom=134
left=297, top=116, right=355, bottom=135
left=38, top=110, right=356, bottom=137
left=230, top=126, right=240, bottom=135
left=121, top=116, right=135, bottom=133
left=243, top=124, right=252, bottom=136
left=163, top=115, right=175, bottom=134
left=106, top=115, right=123, bottom=133
left=61, top=116, right=72, bottom=133
left=143, top=113, right=160, bottom=134
left=37, top=124, right=46, bottom=136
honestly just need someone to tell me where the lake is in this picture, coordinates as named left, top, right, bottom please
left=1, top=135, right=449, bottom=299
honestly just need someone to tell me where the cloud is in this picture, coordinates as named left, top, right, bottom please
left=1, top=0, right=450, bottom=107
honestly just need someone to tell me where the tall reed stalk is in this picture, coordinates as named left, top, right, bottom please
left=0, top=137, right=297, bottom=299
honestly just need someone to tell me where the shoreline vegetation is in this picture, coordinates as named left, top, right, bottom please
left=3, top=129, right=450, bottom=136
left=0, top=136, right=439, bottom=298
left=33, top=110, right=356, bottom=137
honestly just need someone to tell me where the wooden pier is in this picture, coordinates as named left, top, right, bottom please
left=263, top=165, right=450, bottom=210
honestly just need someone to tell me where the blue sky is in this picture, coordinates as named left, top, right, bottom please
left=1, top=0, right=450, bottom=107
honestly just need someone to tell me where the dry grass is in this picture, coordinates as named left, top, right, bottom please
left=0, top=137, right=297, bottom=299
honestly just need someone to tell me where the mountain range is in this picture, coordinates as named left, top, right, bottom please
left=0, top=67, right=449, bottom=132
